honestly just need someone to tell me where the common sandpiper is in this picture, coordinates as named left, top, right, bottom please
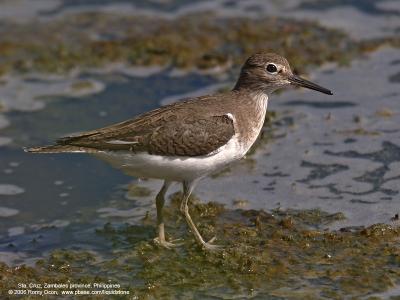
left=27, top=52, right=333, bottom=250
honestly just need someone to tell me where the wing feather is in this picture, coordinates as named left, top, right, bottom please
left=57, top=101, right=235, bottom=156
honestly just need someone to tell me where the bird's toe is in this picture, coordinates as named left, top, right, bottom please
left=153, top=237, right=183, bottom=249
left=201, top=237, right=223, bottom=251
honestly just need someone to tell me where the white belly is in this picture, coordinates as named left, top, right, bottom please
left=94, top=136, right=245, bottom=182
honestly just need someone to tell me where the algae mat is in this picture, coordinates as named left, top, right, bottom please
left=1, top=194, right=399, bottom=299
left=0, top=12, right=399, bottom=76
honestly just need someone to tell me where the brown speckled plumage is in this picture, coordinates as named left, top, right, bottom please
left=29, top=90, right=266, bottom=156
left=27, top=52, right=333, bottom=250
left=55, top=97, right=236, bottom=156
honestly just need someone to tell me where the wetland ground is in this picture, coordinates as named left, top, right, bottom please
left=0, top=0, right=400, bottom=299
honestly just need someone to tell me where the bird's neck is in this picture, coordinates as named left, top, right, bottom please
left=232, top=83, right=269, bottom=109
left=233, top=75, right=267, bottom=94
left=231, top=74, right=269, bottom=116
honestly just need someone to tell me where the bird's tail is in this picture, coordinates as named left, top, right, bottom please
left=24, top=145, right=89, bottom=153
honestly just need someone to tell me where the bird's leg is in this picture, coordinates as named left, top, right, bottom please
left=180, top=180, right=222, bottom=251
left=153, top=181, right=180, bottom=248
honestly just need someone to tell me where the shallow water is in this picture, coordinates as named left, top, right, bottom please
left=0, top=71, right=217, bottom=261
left=0, top=0, right=399, bottom=298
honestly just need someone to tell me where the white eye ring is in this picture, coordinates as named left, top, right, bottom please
left=266, top=63, right=278, bottom=74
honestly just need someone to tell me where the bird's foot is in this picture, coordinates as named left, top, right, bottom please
left=201, top=236, right=223, bottom=251
left=153, top=237, right=183, bottom=249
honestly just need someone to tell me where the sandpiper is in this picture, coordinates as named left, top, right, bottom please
left=27, top=52, right=332, bottom=250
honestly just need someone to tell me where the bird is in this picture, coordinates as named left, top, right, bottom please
left=26, top=52, right=333, bottom=250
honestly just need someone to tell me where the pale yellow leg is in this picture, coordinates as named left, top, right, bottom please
left=180, top=180, right=222, bottom=251
left=153, top=181, right=181, bottom=248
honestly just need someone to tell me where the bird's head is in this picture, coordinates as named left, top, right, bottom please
left=234, top=52, right=333, bottom=95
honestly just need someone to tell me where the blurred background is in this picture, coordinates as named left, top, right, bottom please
left=0, top=0, right=399, bottom=298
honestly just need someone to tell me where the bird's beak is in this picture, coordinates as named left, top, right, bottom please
left=288, top=74, right=333, bottom=95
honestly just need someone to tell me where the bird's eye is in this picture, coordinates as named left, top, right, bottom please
left=266, top=64, right=278, bottom=74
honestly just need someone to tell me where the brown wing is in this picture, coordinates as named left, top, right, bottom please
left=57, top=104, right=235, bottom=157
left=146, top=114, right=234, bottom=156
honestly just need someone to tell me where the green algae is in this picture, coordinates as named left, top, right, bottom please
left=376, top=108, right=395, bottom=118
left=232, top=198, right=250, bottom=209
left=70, top=80, right=95, bottom=91
left=336, top=128, right=381, bottom=136
left=271, top=208, right=346, bottom=228
left=126, top=183, right=153, bottom=198
left=2, top=193, right=399, bottom=299
left=0, top=12, right=398, bottom=76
